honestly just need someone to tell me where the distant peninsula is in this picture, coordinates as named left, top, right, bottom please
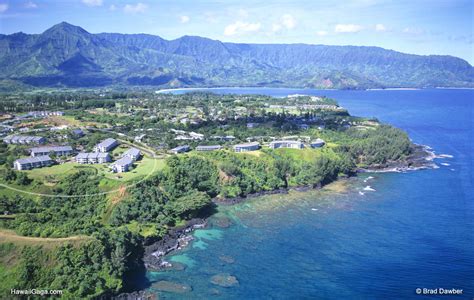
left=0, top=22, right=472, bottom=91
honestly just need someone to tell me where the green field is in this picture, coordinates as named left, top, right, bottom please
left=0, top=156, right=166, bottom=197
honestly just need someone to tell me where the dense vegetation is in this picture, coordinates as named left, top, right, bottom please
left=0, top=22, right=472, bottom=91
left=0, top=91, right=415, bottom=297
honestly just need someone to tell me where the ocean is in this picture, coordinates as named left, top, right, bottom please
left=145, top=88, right=474, bottom=299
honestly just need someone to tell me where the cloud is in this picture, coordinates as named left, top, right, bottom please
left=375, top=24, right=386, bottom=32
left=123, top=3, right=148, bottom=14
left=224, top=21, right=261, bottom=36
left=82, top=0, right=103, bottom=7
left=272, top=14, right=297, bottom=33
left=180, top=15, right=190, bottom=23
left=109, top=4, right=116, bottom=11
left=316, top=30, right=328, bottom=36
left=281, top=14, right=296, bottom=29
left=335, top=24, right=363, bottom=33
left=24, top=1, right=38, bottom=9
left=0, top=3, right=8, bottom=13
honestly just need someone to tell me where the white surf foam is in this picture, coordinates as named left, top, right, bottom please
left=363, top=176, right=374, bottom=183
left=363, top=186, right=376, bottom=192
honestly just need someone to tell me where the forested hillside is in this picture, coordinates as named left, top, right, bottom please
left=0, top=22, right=472, bottom=90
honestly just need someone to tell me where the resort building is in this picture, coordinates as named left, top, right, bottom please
left=3, top=135, right=46, bottom=145
left=94, top=138, right=118, bottom=153
left=269, top=140, right=304, bottom=150
left=189, top=132, right=204, bottom=140
left=211, top=135, right=235, bottom=141
left=233, top=142, right=260, bottom=152
left=14, top=155, right=53, bottom=170
left=310, top=138, right=326, bottom=148
left=196, top=145, right=223, bottom=152
left=76, top=152, right=111, bottom=164
left=122, top=148, right=141, bottom=161
left=27, top=111, right=64, bottom=117
left=170, top=145, right=190, bottom=154
left=111, top=156, right=133, bottom=173
left=29, top=146, right=73, bottom=157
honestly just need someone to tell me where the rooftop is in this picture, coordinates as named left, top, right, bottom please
left=234, top=142, right=260, bottom=148
left=16, top=155, right=52, bottom=164
left=171, top=145, right=190, bottom=151
left=113, top=156, right=133, bottom=167
left=123, top=147, right=141, bottom=157
left=30, top=146, right=73, bottom=153
left=96, top=138, right=117, bottom=148
left=76, top=152, right=110, bottom=159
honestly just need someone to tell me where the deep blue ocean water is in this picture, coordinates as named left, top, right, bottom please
left=146, top=88, right=474, bottom=299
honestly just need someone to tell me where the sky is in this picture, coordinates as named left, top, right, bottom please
left=0, top=0, right=472, bottom=64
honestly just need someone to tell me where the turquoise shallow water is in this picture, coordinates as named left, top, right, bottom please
left=145, top=88, right=474, bottom=299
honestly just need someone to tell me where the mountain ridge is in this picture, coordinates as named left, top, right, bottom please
left=0, top=22, right=472, bottom=90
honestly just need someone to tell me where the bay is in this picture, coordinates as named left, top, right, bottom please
left=145, top=88, right=474, bottom=299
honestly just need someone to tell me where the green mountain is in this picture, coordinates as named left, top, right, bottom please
left=0, top=22, right=472, bottom=89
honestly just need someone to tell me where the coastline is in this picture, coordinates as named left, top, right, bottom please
left=357, top=144, right=437, bottom=173
left=155, top=86, right=474, bottom=95
left=128, top=143, right=436, bottom=284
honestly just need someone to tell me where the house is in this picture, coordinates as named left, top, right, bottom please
left=189, top=132, right=204, bottom=140
left=71, top=129, right=85, bottom=137
left=269, top=140, right=304, bottom=150
left=27, top=111, right=64, bottom=117
left=50, top=125, right=68, bottom=131
left=14, top=155, right=53, bottom=170
left=211, top=135, right=235, bottom=141
left=111, top=156, right=133, bottom=173
left=170, top=145, right=190, bottom=154
left=134, top=134, right=146, bottom=142
left=196, top=145, right=223, bottom=152
left=76, top=152, right=111, bottom=164
left=233, top=142, right=260, bottom=152
left=30, top=146, right=73, bottom=157
left=122, top=148, right=141, bottom=161
left=310, top=138, right=326, bottom=148
left=3, top=135, right=46, bottom=145
left=94, top=138, right=118, bottom=152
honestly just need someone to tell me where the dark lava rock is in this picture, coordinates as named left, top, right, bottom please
left=152, top=280, right=192, bottom=293
left=113, top=290, right=157, bottom=300
left=210, top=273, right=239, bottom=287
left=219, top=255, right=235, bottom=264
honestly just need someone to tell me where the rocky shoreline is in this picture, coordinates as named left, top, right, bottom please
left=143, top=218, right=207, bottom=271
left=116, top=143, right=437, bottom=299
left=357, top=144, right=437, bottom=173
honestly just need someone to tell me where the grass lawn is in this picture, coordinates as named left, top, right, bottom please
left=124, top=221, right=159, bottom=238
left=0, top=156, right=166, bottom=197
left=25, top=162, right=78, bottom=181
left=272, top=147, right=338, bottom=162
left=21, top=157, right=165, bottom=184
left=103, top=157, right=165, bottom=182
